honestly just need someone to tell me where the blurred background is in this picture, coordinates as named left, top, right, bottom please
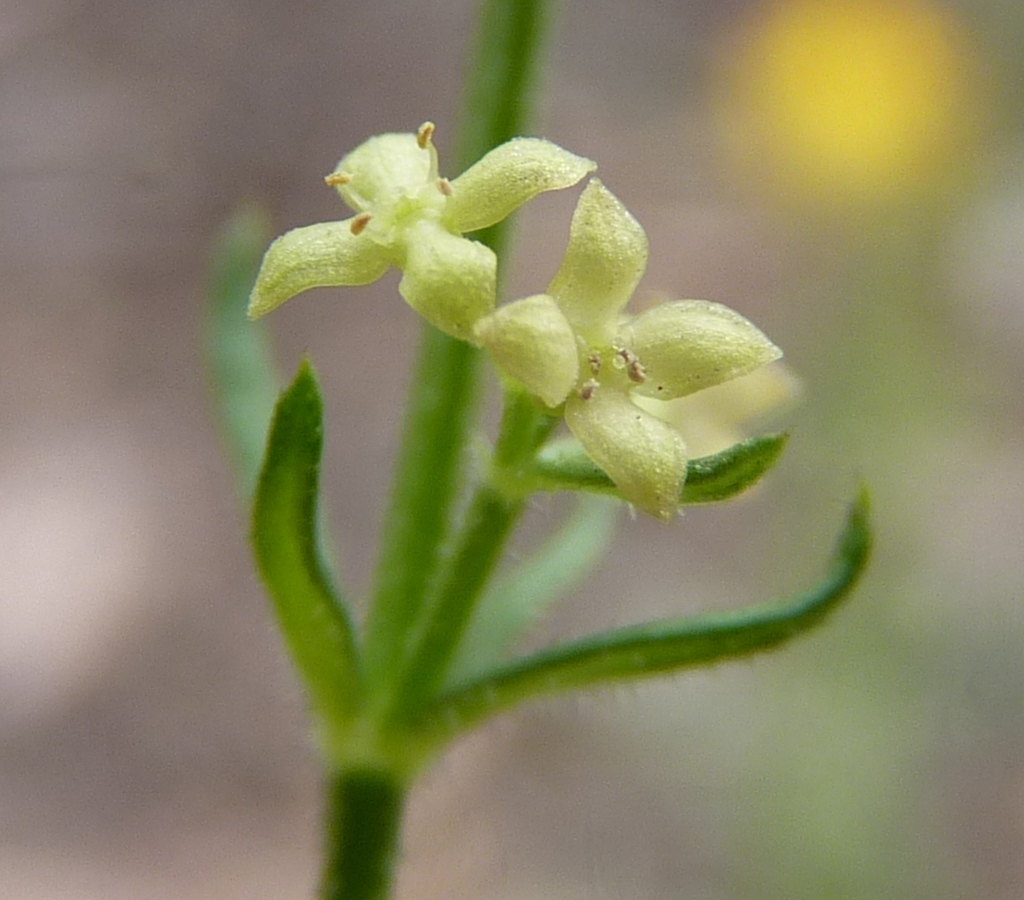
left=2, top=0, right=1023, bottom=896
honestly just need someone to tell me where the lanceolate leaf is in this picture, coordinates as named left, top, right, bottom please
left=680, top=433, right=789, bottom=504
left=252, top=362, right=361, bottom=726
left=528, top=433, right=789, bottom=505
left=423, top=487, right=871, bottom=739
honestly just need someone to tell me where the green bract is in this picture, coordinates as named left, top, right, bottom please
left=248, top=123, right=596, bottom=340
left=475, top=180, right=782, bottom=520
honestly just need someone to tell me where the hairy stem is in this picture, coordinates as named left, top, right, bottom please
left=363, top=0, right=554, bottom=694
left=331, top=0, right=556, bottom=896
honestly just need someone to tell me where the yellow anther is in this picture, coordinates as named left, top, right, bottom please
left=350, top=212, right=373, bottom=235
left=324, top=171, right=352, bottom=187
left=416, top=121, right=436, bottom=149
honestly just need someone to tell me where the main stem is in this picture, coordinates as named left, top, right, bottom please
left=393, top=390, right=558, bottom=718
left=319, top=771, right=407, bottom=900
left=362, top=0, right=553, bottom=692
left=319, top=1, right=554, bottom=898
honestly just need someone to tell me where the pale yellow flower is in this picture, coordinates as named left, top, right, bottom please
left=475, top=180, right=782, bottom=519
left=248, top=123, right=595, bottom=339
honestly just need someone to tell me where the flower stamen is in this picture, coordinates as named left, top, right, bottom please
left=416, top=121, right=435, bottom=149
left=324, top=171, right=352, bottom=187
left=618, top=347, right=647, bottom=384
left=350, top=212, right=373, bottom=235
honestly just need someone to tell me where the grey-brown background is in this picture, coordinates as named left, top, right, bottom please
left=3, top=0, right=1024, bottom=896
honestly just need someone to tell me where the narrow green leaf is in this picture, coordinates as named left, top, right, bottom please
left=253, top=362, right=361, bottom=726
left=445, top=495, right=619, bottom=687
left=681, top=433, right=789, bottom=504
left=423, top=487, right=871, bottom=738
left=205, top=207, right=281, bottom=496
left=527, top=433, right=789, bottom=505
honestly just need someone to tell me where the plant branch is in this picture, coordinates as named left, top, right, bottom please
left=421, top=487, right=871, bottom=739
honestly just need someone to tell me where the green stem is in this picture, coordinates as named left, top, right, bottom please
left=374, top=0, right=557, bottom=697
left=393, top=390, right=557, bottom=718
left=363, top=330, right=479, bottom=688
left=364, top=0, right=555, bottom=692
left=454, top=0, right=553, bottom=173
left=318, top=770, right=408, bottom=900
left=493, top=387, right=558, bottom=470
left=340, top=1, right=555, bottom=897
left=395, top=486, right=524, bottom=716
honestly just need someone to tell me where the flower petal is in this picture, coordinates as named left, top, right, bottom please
left=547, top=180, right=648, bottom=342
left=565, top=388, right=688, bottom=520
left=399, top=219, right=496, bottom=340
left=623, top=300, right=783, bottom=400
left=447, top=138, right=596, bottom=233
left=473, top=295, right=579, bottom=407
left=329, top=132, right=432, bottom=211
left=248, top=221, right=391, bottom=319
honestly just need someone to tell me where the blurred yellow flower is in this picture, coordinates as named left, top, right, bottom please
left=714, top=0, right=978, bottom=207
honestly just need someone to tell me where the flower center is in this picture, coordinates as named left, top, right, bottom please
left=576, top=342, right=647, bottom=401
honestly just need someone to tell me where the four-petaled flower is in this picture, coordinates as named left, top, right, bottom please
left=473, top=180, right=782, bottom=519
left=247, top=122, right=596, bottom=340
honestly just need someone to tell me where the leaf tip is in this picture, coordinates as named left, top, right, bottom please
left=840, top=482, right=873, bottom=571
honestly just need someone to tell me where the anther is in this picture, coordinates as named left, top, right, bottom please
left=437, top=177, right=452, bottom=196
left=417, top=121, right=436, bottom=149
left=588, top=352, right=601, bottom=375
left=618, top=348, right=647, bottom=384
left=627, top=359, right=647, bottom=383
left=579, top=379, right=599, bottom=401
left=324, top=171, right=352, bottom=187
left=350, top=212, right=373, bottom=235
